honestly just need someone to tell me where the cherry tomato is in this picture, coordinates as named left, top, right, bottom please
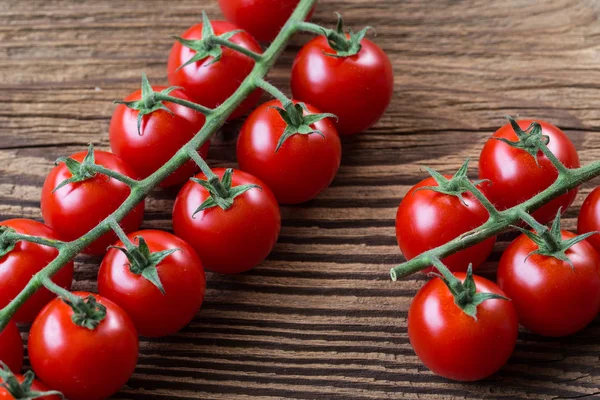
left=479, top=120, right=580, bottom=224
left=110, top=86, right=209, bottom=187
left=29, top=292, right=138, bottom=400
left=237, top=100, right=341, bottom=204
left=0, top=374, right=60, bottom=400
left=0, top=219, right=74, bottom=323
left=41, top=150, right=145, bottom=255
left=218, top=0, right=315, bottom=42
left=173, top=168, right=281, bottom=274
left=395, top=177, right=496, bottom=273
left=578, top=187, right=600, bottom=252
left=0, top=322, right=23, bottom=374
left=408, top=273, right=518, bottom=381
left=291, top=35, right=393, bottom=135
left=167, top=20, right=262, bottom=120
left=497, top=231, right=600, bottom=337
left=98, top=230, right=206, bottom=337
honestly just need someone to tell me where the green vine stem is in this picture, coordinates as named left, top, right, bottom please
left=391, top=157, right=600, bottom=281
left=0, top=0, right=317, bottom=332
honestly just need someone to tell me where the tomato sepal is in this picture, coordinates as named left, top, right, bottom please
left=62, top=295, right=107, bottom=330
left=431, top=258, right=509, bottom=320
left=190, top=168, right=260, bottom=215
left=0, top=227, right=18, bottom=258
left=0, top=363, right=64, bottom=400
left=319, top=13, right=373, bottom=58
left=109, top=236, right=179, bottom=295
left=516, top=209, right=598, bottom=268
left=52, top=144, right=98, bottom=192
left=270, top=102, right=337, bottom=151
left=493, top=117, right=551, bottom=167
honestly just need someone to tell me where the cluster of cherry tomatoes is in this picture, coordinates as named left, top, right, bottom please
left=397, top=119, right=600, bottom=381
left=0, top=1, right=394, bottom=399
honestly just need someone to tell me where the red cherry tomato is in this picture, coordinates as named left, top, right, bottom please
left=110, top=86, right=209, bottom=187
left=218, top=0, right=315, bottom=42
left=173, top=168, right=281, bottom=274
left=408, top=273, right=518, bottom=381
left=497, top=231, right=600, bottom=337
left=41, top=150, right=145, bottom=255
left=578, top=187, right=600, bottom=252
left=167, top=20, right=262, bottom=120
left=0, top=322, right=23, bottom=374
left=0, top=374, right=60, bottom=400
left=291, top=35, right=393, bottom=135
left=237, top=100, right=341, bottom=204
left=395, top=177, right=496, bottom=273
left=98, top=230, right=206, bottom=337
left=479, top=120, right=580, bottom=224
left=29, top=292, right=138, bottom=400
left=0, top=219, right=74, bottom=323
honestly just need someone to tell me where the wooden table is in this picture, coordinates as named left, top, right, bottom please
left=2, top=0, right=600, bottom=398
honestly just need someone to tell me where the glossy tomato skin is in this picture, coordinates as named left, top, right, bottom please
left=110, top=86, right=209, bottom=187
left=497, top=231, right=600, bottom=337
left=173, top=168, right=281, bottom=274
left=0, top=321, right=23, bottom=374
left=408, top=273, right=518, bottom=381
left=237, top=100, right=341, bottom=204
left=29, top=292, right=138, bottom=400
left=167, top=20, right=262, bottom=120
left=98, top=230, right=206, bottom=337
left=396, top=177, right=496, bottom=273
left=578, top=187, right=600, bottom=252
left=479, top=120, right=580, bottom=224
left=291, top=35, right=393, bottom=135
left=0, top=374, right=60, bottom=400
left=0, top=219, right=74, bottom=323
left=218, top=0, right=315, bottom=42
left=41, top=150, right=145, bottom=255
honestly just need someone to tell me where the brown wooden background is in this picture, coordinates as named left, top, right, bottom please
left=2, top=0, right=600, bottom=398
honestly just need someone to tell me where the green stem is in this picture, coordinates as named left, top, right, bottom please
left=254, top=79, right=293, bottom=108
left=185, top=148, right=228, bottom=197
left=42, top=276, right=81, bottom=304
left=391, top=159, right=600, bottom=280
left=296, top=21, right=328, bottom=36
left=0, top=0, right=317, bottom=332
left=211, top=36, right=263, bottom=62
left=88, top=163, right=139, bottom=188
left=3, top=231, right=65, bottom=249
left=462, top=180, right=502, bottom=221
left=154, top=93, right=213, bottom=115
left=539, top=142, right=571, bottom=176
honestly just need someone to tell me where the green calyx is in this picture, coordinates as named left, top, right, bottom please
left=272, top=102, right=337, bottom=151
left=431, top=260, right=509, bottom=319
left=515, top=210, right=597, bottom=267
left=53, top=143, right=98, bottom=193
left=175, top=11, right=242, bottom=69
left=322, top=12, right=372, bottom=57
left=114, top=73, right=179, bottom=135
left=495, top=117, right=550, bottom=166
left=190, top=168, right=260, bottom=215
left=0, top=227, right=17, bottom=258
left=110, top=236, right=178, bottom=295
left=63, top=295, right=107, bottom=330
left=0, top=363, right=64, bottom=400
left=417, top=159, right=488, bottom=205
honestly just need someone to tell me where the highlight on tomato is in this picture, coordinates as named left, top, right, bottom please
left=237, top=99, right=341, bottom=204
left=0, top=322, right=23, bottom=374
left=479, top=118, right=580, bottom=224
left=408, top=264, right=518, bottom=381
left=110, top=74, right=209, bottom=187
left=218, top=0, right=316, bottom=42
left=167, top=13, right=262, bottom=120
left=395, top=161, right=496, bottom=273
left=0, top=366, right=63, bottom=400
left=0, top=219, right=74, bottom=323
left=99, top=229, right=206, bottom=337
left=577, top=186, right=600, bottom=252
left=29, top=292, right=138, bottom=400
left=498, top=213, right=600, bottom=337
left=41, top=146, right=145, bottom=255
left=173, top=168, right=281, bottom=274
left=291, top=14, right=393, bottom=135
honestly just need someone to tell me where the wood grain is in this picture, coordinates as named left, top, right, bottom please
left=2, top=0, right=600, bottom=398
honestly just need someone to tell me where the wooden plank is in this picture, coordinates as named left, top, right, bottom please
left=1, top=0, right=600, bottom=398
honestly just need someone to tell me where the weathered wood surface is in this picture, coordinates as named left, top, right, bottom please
left=2, top=0, right=600, bottom=398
